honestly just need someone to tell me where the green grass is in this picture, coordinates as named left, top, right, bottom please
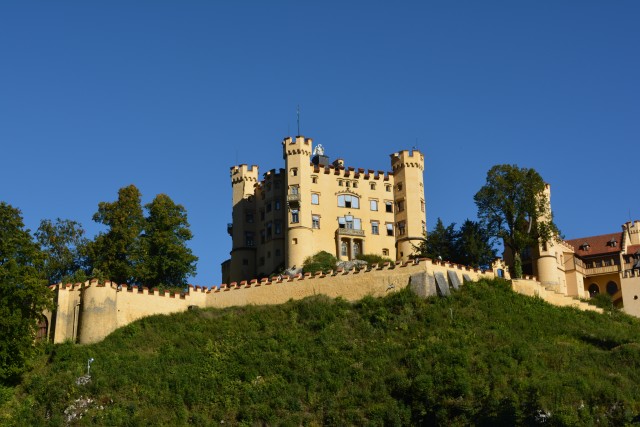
left=3, top=278, right=640, bottom=425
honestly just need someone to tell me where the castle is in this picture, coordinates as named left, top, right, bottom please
left=39, top=135, right=638, bottom=345
left=221, top=135, right=427, bottom=284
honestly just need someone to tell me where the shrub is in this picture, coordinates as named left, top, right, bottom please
left=302, top=251, right=337, bottom=274
left=356, top=253, right=393, bottom=267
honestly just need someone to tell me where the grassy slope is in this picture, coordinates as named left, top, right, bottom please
left=3, top=278, right=640, bottom=426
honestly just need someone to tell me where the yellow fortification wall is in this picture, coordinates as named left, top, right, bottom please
left=47, top=258, right=514, bottom=344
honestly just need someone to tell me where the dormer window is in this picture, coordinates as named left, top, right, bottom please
left=580, top=242, right=590, bottom=251
left=607, top=238, right=618, bottom=247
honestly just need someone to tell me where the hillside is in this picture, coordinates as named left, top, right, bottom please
left=2, top=279, right=640, bottom=426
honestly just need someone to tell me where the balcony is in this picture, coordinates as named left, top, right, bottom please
left=287, top=193, right=300, bottom=208
left=584, top=264, right=621, bottom=276
left=337, top=228, right=365, bottom=237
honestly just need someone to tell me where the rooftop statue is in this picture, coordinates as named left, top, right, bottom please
left=313, top=144, right=325, bottom=156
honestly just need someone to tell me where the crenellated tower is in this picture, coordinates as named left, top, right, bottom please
left=390, top=149, right=426, bottom=260
left=228, top=164, right=259, bottom=282
left=282, top=136, right=314, bottom=269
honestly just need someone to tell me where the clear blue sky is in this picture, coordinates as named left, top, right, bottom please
left=1, top=2, right=638, bottom=286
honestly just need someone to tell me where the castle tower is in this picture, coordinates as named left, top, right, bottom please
left=228, top=164, right=259, bottom=282
left=535, top=184, right=561, bottom=288
left=390, top=149, right=426, bottom=260
left=282, top=136, right=314, bottom=269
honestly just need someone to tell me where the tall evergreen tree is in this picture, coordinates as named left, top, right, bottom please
left=35, top=218, right=89, bottom=284
left=455, top=219, right=497, bottom=269
left=412, top=218, right=458, bottom=261
left=138, top=194, right=198, bottom=288
left=0, top=202, right=52, bottom=384
left=87, top=185, right=145, bottom=285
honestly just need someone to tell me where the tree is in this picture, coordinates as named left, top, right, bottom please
left=455, top=219, right=497, bottom=269
left=0, top=202, right=52, bottom=384
left=87, top=185, right=145, bottom=285
left=474, top=164, right=559, bottom=278
left=35, top=218, right=89, bottom=284
left=412, top=218, right=457, bottom=261
left=138, top=194, right=198, bottom=289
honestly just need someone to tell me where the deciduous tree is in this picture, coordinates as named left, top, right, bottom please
left=35, top=218, right=89, bottom=284
left=87, top=185, right=145, bottom=285
left=0, top=202, right=52, bottom=384
left=138, top=194, right=198, bottom=289
left=474, top=164, right=559, bottom=278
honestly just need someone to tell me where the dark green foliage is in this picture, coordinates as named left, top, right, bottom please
left=35, top=218, right=89, bottom=285
left=413, top=218, right=496, bottom=268
left=356, top=253, right=393, bottom=266
left=474, top=164, right=560, bottom=278
left=302, top=250, right=337, bottom=274
left=137, top=194, right=198, bottom=289
left=0, top=202, right=53, bottom=384
left=4, top=278, right=640, bottom=425
left=87, top=185, right=145, bottom=285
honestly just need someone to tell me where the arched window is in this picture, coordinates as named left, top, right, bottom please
left=588, top=283, right=599, bottom=297
left=341, top=241, right=348, bottom=257
left=606, top=281, right=618, bottom=296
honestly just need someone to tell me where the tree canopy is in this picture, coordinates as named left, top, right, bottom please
left=0, top=202, right=52, bottom=384
left=412, top=218, right=496, bottom=269
left=35, top=218, right=89, bottom=285
left=138, top=194, right=198, bottom=289
left=474, top=164, right=559, bottom=278
left=87, top=185, right=145, bottom=285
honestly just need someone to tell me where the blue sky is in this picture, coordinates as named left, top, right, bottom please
left=1, top=2, right=638, bottom=286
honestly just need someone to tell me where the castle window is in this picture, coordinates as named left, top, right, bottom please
left=371, top=221, right=379, bottom=235
left=245, top=232, right=255, bottom=247
left=291, top=209, right=299, bottom=223
left=421, top=199, right=425, bottom=213
left=266, top=222, right=272, bottom=239
left=353, top=182, right=358, bottom=188
left=338, top=180, right=343, bottom=186
left=386, top=223, right=394, bottom=236
left=242, top=258, right=249, bottom=266
left=385, top=201, right=393, bottom=213
left=338, top=216, right=361, bottom=230
left=275, top=199, right=281, bottom=210
left=291, top=168, right=298, bottom=176
left=292, top=238, right=298, bottom=245
left=370, top=182, right=376, bottom=190
left=312, top=215, right=320, bottom=229
left=311, top=194, right=319, bottom=205
left=290, top=186, right=298, bottom=195
left=275, top=220, right=282, bottom=235
left=338, top=195, right=359, bottom=209
left=396, top=200, right=404, bottom=212
left=346, top=181, right=350, bottom=188
left=385, top=184, right=391, bottom=192
left=397, top=182, right=403, bottom=191
left=370, top=200, right=378, bottom=211
left=397, top=221, right=406, bottom=236
left=266, top=203, right=272, bottom=212
left=260, top=230, right=265, bottom=244
left=382, top=248, right=389, bottom=256
left=245, top=211, right=254, bottom=223
left=312, top=176, right=318, bottom=184
left=341, top=241, right=348, bottom=257
left=422, top=221, right=426, bottom=234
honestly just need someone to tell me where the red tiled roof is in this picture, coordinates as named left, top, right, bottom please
left=627, top=244, right=640, bottom=255
left=565, top=232, right=622, bottom=257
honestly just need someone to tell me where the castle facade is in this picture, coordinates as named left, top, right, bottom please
left=221, top=135, right=427, bottom=284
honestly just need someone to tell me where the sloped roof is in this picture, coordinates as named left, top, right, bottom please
left=627, top=244, right=640, bottom=255
left=566, top=232, right=622, bottom=257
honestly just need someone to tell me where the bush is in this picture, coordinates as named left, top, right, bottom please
left=302, top=251, right=337, bottom=274
left=356, top=253, right=394, bottom=267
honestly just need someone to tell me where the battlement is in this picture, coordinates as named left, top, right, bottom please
left=311, top=163, right=392, bottom=180
left=390, top=149, right=425, bottom=171
left=282, top=136, right=313, bottom=156
left=230, top=164, right=259, bottom=184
